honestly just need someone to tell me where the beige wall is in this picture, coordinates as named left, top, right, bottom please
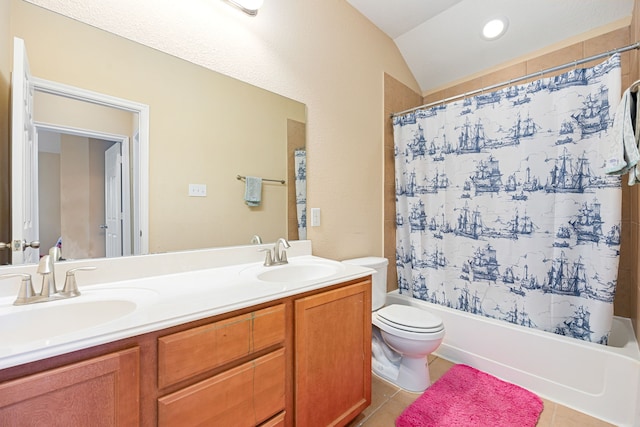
left=383, top=75, right=422, bottom=291
left=384, top=23, right=640, bottom=342
left=60, top=135, right=91, bottom=259
left=38, top=151, right=60, bottom=252
left=34, top=92, right=135, bottom=136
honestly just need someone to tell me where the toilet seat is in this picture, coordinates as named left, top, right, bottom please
left=375, top=304, right=444, bottom=334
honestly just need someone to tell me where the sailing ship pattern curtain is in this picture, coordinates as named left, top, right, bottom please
left=295, top=149, right=307, bottom=240
left=393, top=55, right=622, bottom=344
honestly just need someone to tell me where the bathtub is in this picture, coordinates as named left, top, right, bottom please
left=386, top=290, right=640, bottom=427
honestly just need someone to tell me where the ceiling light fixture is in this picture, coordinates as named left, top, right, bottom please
left=482, top=17, right=508, bottom=40
left=222, top=0, right=264, bottom=16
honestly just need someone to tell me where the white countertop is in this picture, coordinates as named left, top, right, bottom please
left=0, top=243, right=373, bottom=370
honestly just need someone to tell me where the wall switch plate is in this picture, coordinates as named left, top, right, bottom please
left=310, top=208, right=321, bottom=226
left=188, top=184, right=207, bottom=197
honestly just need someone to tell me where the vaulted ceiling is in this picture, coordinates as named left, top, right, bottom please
left=346, top=0, right=635, bottom=95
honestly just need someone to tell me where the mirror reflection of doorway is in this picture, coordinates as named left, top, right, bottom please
left=11, top=37, right=149, bottom=265
left=37, top=129, right=131, bottom=259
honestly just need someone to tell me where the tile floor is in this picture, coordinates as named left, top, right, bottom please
left=349, top=356, right=616, bottom=427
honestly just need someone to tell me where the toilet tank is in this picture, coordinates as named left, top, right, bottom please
left=342, top=257, right=388, bottom=311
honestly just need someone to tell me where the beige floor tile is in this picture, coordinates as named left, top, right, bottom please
left=362, top=393, right=415, bottom=427
left=389, top=389, right=421, bottom=409
left=359, top=408, right=399, bottom=427
left=357, top=376, right=401, bottom=421
left=552, top=404, right=616, bottom=427
left=536, top=399, right=555, bottom=427
left=371, top=375, right=400, bottom=402
left=427, top=357, right=455, bottom=383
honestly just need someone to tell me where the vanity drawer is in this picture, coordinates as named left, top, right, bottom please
left=158, top=348, right=285, bottom=426
left=260, top=411, right=286, bottom=426
left=158, top=304, right=285, bottom=388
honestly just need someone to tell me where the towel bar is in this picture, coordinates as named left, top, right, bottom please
left=236, top=175, right=285, bottom=184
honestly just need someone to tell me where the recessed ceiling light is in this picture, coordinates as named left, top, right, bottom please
left=482, top=17, right=508, bottom=40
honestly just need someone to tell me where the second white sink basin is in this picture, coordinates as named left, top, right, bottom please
left=243, top=257, right=346, bottom=283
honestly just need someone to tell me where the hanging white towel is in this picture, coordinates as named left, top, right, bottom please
left=605, top=83, right=640, bottom=179
left=244, top=176, right=262, bottom=207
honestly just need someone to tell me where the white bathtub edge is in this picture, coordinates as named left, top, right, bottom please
left=386, top=290, right=640, bottom=427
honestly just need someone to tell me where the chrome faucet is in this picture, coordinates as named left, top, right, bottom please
left=273, top=237, right=290, bottom=265
left=251, top=235, right=263, bottom=244
left=0, top=245, right=96, bottom=305
left=260, top=237, right=291, bottom=266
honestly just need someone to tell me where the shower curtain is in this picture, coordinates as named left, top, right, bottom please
left=295, top=149, right=307, bottom=240
left=393, top=54, right=622, bottom=344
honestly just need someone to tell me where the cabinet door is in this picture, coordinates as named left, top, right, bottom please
left=0, top=347, right=140, bottom=426
left=295, top=280, right=372, bottom=427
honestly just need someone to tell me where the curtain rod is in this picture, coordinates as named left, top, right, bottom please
left=391, top=42, right=640, bottom=118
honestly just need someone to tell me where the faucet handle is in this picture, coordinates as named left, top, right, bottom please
left=60, top=266, right=96, bottom=298
left=259, top=248, right=273, bottom=266
left=0, top=273, right=36, bottom=305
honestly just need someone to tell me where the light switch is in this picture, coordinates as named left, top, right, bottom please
left=188, top=184, right=207, bottom=197
left=311, top=208, right=321, bottom=226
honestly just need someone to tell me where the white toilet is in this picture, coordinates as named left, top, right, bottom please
left=343, top=257, right=445, bottom=393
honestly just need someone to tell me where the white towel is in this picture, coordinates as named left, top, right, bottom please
left=605, top=87, right=640, bottom=177
left=244, top=176, right=262, bottom=206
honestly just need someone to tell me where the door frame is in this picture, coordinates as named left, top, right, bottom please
left=31, top=77, right=149, bottom=255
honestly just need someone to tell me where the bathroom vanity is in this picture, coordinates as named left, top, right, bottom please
left=0, top=243, right=372, bottom=426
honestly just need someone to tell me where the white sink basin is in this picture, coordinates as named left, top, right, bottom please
left=257, top=264, right=339, bottom=282
left=0, top=300, right=137, bottom=345
left=0, top=288, right=159, bottom=348
left=243, top=257, right=346, bottom=283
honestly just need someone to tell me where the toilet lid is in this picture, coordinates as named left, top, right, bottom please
left=377, top=304, right=444, bottom=333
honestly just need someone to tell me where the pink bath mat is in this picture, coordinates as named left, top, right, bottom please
left=396, top=364, right=543, bottom=427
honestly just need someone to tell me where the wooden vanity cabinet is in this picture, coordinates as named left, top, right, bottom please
left=0, top=347, right=140, bottom=425
left=294, top=279, right=372, bottom=427
left=0, top=276, right=371, bottom=427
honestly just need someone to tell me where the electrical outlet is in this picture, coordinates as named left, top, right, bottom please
left=311, top=208, right=321, bottom=226
left=188, top=184, right=207, bottom=197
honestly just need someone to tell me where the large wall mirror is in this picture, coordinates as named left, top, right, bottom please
left=5, top=0, right=307, bottom=264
